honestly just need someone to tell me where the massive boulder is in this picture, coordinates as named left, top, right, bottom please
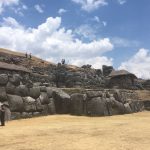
left=15, top=85, right=29, bottom=97
left=7, top=95, right=24, bottom=112
left=129, top=100, right=144, bottom=112
left=0, top=74, right=8, bottom=85
left=6, top=82, right=16, bottom=94
left=87, top=97, right=109, bottom=116
left=70, top=93, right=86, bottom=115
left=52, top=89, right=71, bottom=114
left=29, top=86, right=40, bottom=99
left=102, top=65, right=114, bottom=77
left=86, top=91, right=102, bottom=99
left=106, top=98, right=126, bottom=115
left=36, top=98, right=44, bottom=112
left=0, top=87, right=8, bottom=102
left=22, top=97, right=36, bottom=112
left=39, top=92, right=50, bottom=104
left=143, top=100, right=150, bottom=111
left=9, top=74, right=21, bottom=86
left=48, top=98, right=56, bottom=114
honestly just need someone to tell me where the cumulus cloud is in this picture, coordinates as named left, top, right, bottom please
left=119, top=48, right=150, bottom=79
left=0, top=16, right=113, bottom=68
left=0, top=0, right=19, bottom=14
left=58, top=8, right=67, bottom=15
left=71, top=0, right=108, bottom=12
left=34, top=4, right=44, bottom=13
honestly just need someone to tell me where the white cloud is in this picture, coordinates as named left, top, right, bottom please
left=102, top=21, right=107, bottom=27
left=0, top=0, right=19, bottom=14
left=119, top=48, right=150, bottom=79
left=1, top=17, right=23, bottom=28
left=117, top=0, right=126, bottom=5
left=93, top=16, right=100, bottom=23
left=11, top=4, right=28, bottom=16
left=71, top=0, right=108, bottom=12
left=112, top=37, right=139, bottom=48
left=34, top=4, right=44, bottom=13
left=75, top=24, right=97, bottom=40
left=0, top=16, right=113, bottom=68
left=69, top=56, right=113, bottom=69
left=58, top=8, right=67, bottom=15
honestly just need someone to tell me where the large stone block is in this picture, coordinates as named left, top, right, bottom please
left=0, top=87, right=7, bottom=102
left=39, top=92, right=50, bottom=105
left=22, top=97, right=36, bottom=112
left=70, top=93, right=86, bottom=115
left=7, top=94, right=24, bottom=112
left=87, top=97, right=109, bottom=116
left=86, top=91, right=102, bottom=99
left=9, top=74, right=21, bottom=86
left=0, top=74, right=8, bottom=85
left=52, top=89, right=70, bottom=114
left=29, top=87, right=40, bottom=99
left=6, top=82, right=16, bottom=95
left=15, top=85, right=29, bottom=97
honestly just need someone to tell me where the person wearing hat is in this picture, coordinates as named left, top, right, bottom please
left=0, top=104, right=5, bottom=126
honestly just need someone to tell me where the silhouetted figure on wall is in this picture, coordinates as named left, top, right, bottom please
left=61, top=59, right=65, bottom=65
left=0, top=105, right=5, bottom=126
left=25, top=52, right=28, bottom=58
left=29, top=53, right=32, bottom=59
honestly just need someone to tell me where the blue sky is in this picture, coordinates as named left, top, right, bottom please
left=0, top=0, right=150, bottom=79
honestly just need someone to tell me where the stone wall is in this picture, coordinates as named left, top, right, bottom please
left=0, top=72, right=147, bottom=120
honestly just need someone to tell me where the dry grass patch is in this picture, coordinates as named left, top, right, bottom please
left=0, top=112, right=150, bottom=150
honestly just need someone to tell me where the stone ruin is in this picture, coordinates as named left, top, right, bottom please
left=0, top=72, right=148, bottom=120
left=0, top=55, right=149, bottom=120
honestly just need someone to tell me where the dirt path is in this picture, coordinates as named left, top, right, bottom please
left=0, top=111, right=150, bottom=150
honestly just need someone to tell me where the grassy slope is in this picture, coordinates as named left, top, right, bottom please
left=0, top=48, right=55, bottom=68
left=0, top=111, right=150, bottom=150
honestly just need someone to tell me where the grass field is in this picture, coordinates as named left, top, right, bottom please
left=0, top=112, right=150, bottom=150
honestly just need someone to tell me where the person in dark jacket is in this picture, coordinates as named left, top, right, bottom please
left=0, top=105, right=5, bottom=126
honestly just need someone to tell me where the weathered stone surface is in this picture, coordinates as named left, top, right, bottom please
left=124, top=103, right=132, bottom=114
left=29, top=86, right=40, bottom=99
left=40, top=86, right=47, bottom=92
left=0, top=87, right=7, bottom=102
left=70, top=93, right=86, bottom=115
left=106, top=98, right=126, bottom=115
left=113, top=90, right=125, bottom=103
left=102, top=65, right=114, bottom=77
left=48, top=98, right=56, bottom=114
left=46, top=87, right=54, bottom=98
left=129, top=100, right=144, bottom=112
left=87, top=97, right=109, bottom=116
left=143, top=100, right=150, bottom=111
left=6, top=82, right=16, bottom=94
left=0, top=74, right=8, bottom=85
left=7, top=95, right=24, bottom=112
left=86, top=91, right=102, bottom=98
left=22, top=97, right=36, bottom=112
left=15, top=85, right=29, bottom=97
left=41, top=105, right=49, bottom=115
left=9, top=74, right=21, bottom=86
left=52, top=89, right=70, bottom=114
left=36, top=98, right=44, bottom=112
left=39, top=92, right=50, bottom=105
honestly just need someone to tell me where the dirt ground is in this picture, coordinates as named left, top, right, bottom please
left=0, top=111, right=150, bottom=150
